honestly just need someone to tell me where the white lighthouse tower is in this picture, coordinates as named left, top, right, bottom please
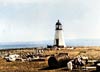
left=54, top=20, right=66, bottom=48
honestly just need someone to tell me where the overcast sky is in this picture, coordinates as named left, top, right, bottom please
left=0, top=0, right=100, bottom=42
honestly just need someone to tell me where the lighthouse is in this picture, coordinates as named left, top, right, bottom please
left=54, top=20, right=66, bottom=48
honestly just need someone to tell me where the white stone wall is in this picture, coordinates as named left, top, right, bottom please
left=54, top=30, right=66, bottom=47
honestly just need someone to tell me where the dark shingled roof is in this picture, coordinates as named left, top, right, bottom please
left=56, top=20, right=62, bottom=25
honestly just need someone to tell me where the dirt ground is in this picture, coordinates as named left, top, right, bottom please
left=0, top=46, right=99, bottom=72
left=0, top=58, right=96, bottom=72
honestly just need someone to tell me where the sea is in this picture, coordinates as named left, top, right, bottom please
left=0, top=39, right=100, bottom=49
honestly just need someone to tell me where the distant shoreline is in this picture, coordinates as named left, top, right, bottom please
left=0, top=46, right=100, bottom=51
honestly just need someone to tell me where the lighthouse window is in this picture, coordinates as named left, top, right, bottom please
left=56, top=25, right=59, bottom=28
left=59, top=25, right=62, bottom=29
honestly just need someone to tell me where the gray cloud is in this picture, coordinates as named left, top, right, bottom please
left=0, top=0, right=100, bottom=42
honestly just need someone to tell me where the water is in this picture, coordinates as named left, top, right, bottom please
left=66, top=39, right=100, bottom=46
left=0, top=42, right=44, bottom=49
left=0, top=39, right=100, bottom=49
